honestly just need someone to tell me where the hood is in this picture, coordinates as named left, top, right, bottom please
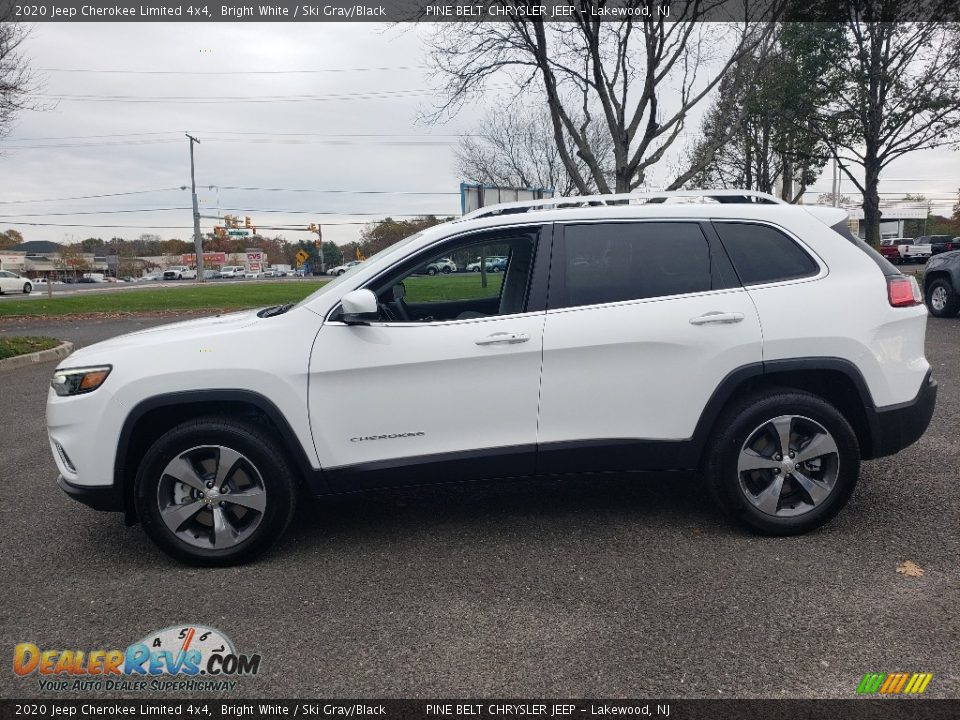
left=63, top=309, right=262, bottom=365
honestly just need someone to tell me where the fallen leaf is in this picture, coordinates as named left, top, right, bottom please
left=896, top=560, right=924, bottom=578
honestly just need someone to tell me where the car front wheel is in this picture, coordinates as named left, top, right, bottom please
left=704, top=389, right=860, bottom=535
left=927, top=279, right=959, bottom=317
left=23, top=283, right=32, bottom=294
left=134, top=416, right=297, bottom=566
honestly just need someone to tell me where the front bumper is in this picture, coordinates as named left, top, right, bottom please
left=57, top=475, right=123, bottom=513
left=867, top=371, right=938, bottom=459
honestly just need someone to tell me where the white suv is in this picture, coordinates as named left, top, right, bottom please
left=47, top=191, right=937, bottom=565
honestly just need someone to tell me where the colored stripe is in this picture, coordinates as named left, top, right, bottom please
left=867, top=673, right=885, bottom=693
left=880, top=674, right=897, bottom=693
left=904, top=674, right=920, bottom=693
left=892, top=673, right=909, bottom=693
left=916, top=673, right=933, bottom=694
left=856, top=674, right=874, bottom=694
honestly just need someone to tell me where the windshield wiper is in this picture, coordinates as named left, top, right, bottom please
left=257, top=303, right=293, bottom=318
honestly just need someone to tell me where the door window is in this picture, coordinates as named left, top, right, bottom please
left=369, top=229, right=540, bottom=323
left=713, top=222, right=819, bottom=285
left=555, top=222, right=712, bottom=309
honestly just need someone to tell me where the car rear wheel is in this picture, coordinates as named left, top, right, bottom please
left=427, top=267, right=437, bottom=276
left=704, top=389, right=860, bottom=535
left=927, top=279, right=959, bottom=317
left=134, top=416, right=297, bottom=566
left=23, top=282, right=32, bottom=294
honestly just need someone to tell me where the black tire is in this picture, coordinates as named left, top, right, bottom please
left=704, top=389, right=860, bottom=536
left=427, top=267, right=438, bottom=276
left=134, top=416, right=298, bottom=566
left=23, top=282, right=32, bottom=294
left=441, top=266, right=452, bottom=274
left=926, top=279, right=960, bottom=318
left=472, top=267, right=480, bottom=273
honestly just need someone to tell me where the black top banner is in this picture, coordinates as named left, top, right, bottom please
left=2, top=0, right=959, bottom=23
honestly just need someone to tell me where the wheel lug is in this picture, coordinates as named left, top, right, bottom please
left=774, top=454, right=782, bottom=461
left=221, top=486, right=228, bottom=493
left=219, top=501, right=225, bottom=507
left=774, top=468, right=781, bottom=474
left=789, top=451, right=796, bottom=459
left=199, top=492, right=204, bottom=498
left=206, top=481, right=214, bottom=489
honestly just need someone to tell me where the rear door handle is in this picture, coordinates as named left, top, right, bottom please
left=475, top=332, right=530, bottom=346
left=689, top=312, right=745, bottom=325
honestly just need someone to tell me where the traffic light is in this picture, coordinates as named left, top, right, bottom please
left=307, top=223, right=317, bottom=233
left=244, top=216, right=252, bottom=229
left=315, top=239, right=321, bottom=249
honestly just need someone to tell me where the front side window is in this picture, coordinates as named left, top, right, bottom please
left=369, top=228, right=539, bottom=323
left=556, top=222, right=712, bottom=309
left=714, top=222, right=819, bottom=285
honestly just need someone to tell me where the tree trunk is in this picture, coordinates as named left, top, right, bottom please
left=862, top=153, right=883, bottom=247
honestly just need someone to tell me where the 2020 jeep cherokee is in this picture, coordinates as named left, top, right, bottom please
left=47, top=191, right=937, bottom=565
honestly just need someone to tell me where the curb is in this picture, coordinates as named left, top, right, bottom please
left=0, top=341, right=74, bottom=372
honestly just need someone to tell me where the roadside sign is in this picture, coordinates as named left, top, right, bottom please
left=227, top=229, right=252, bottom=237
left=295, top=250, right=309, bottom=265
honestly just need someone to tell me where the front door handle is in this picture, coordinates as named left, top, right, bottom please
left=475, top=332, right=530, bottom=346
left=689, top=312, right=745, bottom=326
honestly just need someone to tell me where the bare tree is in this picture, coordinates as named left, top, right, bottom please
left=426, top=2, right=781, bottom=194
left=0, top=13, right=39, bottom=141
left=813, top=4, right=960, bottom=245
left=456, top=105, right=613, bottom=195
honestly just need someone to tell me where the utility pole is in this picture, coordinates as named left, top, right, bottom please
left=831, top=157, right=839, bottom=207
left=317, top=225, right=325, bottom=274
left=186, top=134, right=205, bottom=282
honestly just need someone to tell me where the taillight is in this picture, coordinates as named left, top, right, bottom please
left=887, top=275, right=922, bottom=307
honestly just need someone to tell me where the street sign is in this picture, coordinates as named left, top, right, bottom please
left=227, top=229, right=252, bottom=237
left=295, top=249, right=309, bottom=265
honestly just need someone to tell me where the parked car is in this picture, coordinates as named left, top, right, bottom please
left=218, top=266, right=244, bottom=278
left=0, top=270, right=32, bottom=294
left=141, top=272, right=162, bottom=282
left=163, top=266, right=197, bottom=280
left=879, top=238, right=918, bottom=263
left=888, top=238, right=932, bottom=263
left=83, top=273, right=105, bottom=283
left=244, top=270, right=263, bottom=279
left=202, top=269, right=220, bottom=280
left=922, top=249, right=960, bottom=317
left=47, top=190, right=937, bottom=565
left=466, top=256, right=508, bottom=272
left=916, top=235, right=959, bottom=256
left=328, top=260, right=361, bottom=276
left=78, top=277, right=98, bottom=284
left=423, top=258, right=457, bottom=275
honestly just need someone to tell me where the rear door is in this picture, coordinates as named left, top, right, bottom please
left=536, top=220, right=763, bottom=474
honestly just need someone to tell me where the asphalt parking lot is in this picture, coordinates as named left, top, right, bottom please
left=0, top=315, right=957, bottom=699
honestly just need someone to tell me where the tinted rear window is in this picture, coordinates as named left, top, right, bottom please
left=558, top=222, right=711, bottom=308
left=713, top=222, right=819, bottom=285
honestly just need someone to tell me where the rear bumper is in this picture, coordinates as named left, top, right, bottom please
left=57, top=475, right=123, bottom=513
left=866, top=371, right=937, bottom=459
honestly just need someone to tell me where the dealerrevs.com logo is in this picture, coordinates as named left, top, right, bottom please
left=13, top=625, right=261, bottom=692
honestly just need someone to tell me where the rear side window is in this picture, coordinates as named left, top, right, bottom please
left=713, top=222, right=818, bottom=285
left=829, top=219, right=899, bottom=277
left=557, top=222, right=711, bottom=308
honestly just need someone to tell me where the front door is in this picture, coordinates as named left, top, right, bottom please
left=309, top=225, right=550, bottom=491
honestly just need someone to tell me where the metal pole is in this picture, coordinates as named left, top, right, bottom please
left=317, top=225, right=325, bottom=274
left=186, top=134, right=205, bottom=282
left=832, top=157, right=839, bottom=207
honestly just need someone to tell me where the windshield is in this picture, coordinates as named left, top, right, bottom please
left=294, top=231, right=427, bottom=308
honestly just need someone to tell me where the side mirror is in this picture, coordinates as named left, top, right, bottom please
left=341, top=289, right=379, bottom=325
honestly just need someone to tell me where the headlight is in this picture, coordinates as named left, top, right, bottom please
left=51, top=365, right=112, bottom=396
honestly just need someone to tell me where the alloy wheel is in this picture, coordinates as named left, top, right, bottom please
left=157, top=445, right=267, bottom=549
left=931, top=285, right=948, bottom=312
left=736, top=415, right=840, bottom=518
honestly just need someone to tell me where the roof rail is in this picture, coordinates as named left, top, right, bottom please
left=458, top=189, right=786, bottom=221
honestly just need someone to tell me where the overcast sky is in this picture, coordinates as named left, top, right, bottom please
left=1, top=22, right=957, bottom=249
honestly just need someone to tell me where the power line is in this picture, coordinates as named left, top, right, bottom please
left=1, top=139, right=183, bottom=150
left=0, top=207, right=191, bottom=218
left=35, top=65, right=427, bottom=75
left=0, top=187, right=184, bottom=205
left=215, top=186, right=459, bottom=195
